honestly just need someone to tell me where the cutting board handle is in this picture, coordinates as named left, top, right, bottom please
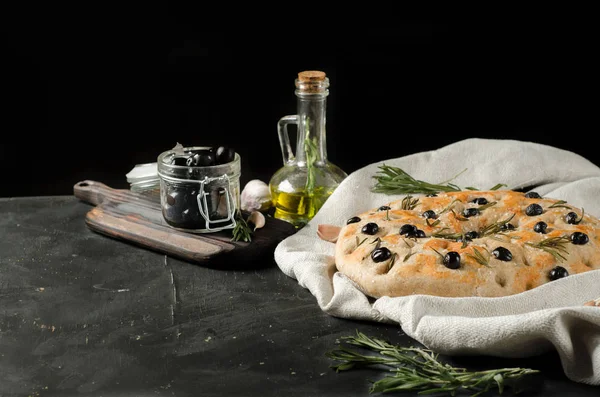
left=73, top=180, right=125, bottom=206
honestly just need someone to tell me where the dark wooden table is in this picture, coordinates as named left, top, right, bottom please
left=1, top=195, right=598, bottom=397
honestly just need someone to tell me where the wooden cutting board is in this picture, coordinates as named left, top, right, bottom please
left=73, top=180, right=297, bottom=265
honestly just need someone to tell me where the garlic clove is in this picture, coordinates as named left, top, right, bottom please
left=317, top=224, right=341, bottom=243
left=241, top=179, right=272, bottom=212
left=247, top=210, right=266, bottom=231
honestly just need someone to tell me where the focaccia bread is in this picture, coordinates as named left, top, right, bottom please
left=320, top=190, right=600, bottom=298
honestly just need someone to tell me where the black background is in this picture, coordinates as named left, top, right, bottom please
left=1, top=8, right=596, bottom=198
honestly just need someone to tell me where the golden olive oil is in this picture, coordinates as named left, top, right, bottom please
left=270, top=186, right=335, bottom=227
left=268, top=71, right=348, bottom=228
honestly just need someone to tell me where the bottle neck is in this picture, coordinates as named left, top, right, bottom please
left=295, top=90, right=328, bottom=165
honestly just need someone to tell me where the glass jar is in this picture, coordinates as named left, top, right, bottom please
left=157, top=146, right=241, bottom=233
left=268, top=70, right=348, bottom=228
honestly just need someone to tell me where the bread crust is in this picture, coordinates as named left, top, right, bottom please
left=335, top=190, right=600, bottom=298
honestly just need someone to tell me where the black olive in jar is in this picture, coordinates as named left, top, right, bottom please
left=215, top=146, right=236, bottom=165
left=158, top=146, right=241, bottom=232
left=187, top=150, right=216, bottom=167
left=163, top=186, right=202, bottom=229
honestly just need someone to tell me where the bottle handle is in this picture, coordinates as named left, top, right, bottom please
left=277, top=115, right=298, bottom=165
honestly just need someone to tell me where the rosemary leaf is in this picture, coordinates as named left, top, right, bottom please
left=430, top=247, right=445, bottom=260
left=426, top=218, right=441, bottom=227
left=326, top=331, right=541, bottom=396
left=363, top=238, right=382, bottom=260
left=371, top=165, right=509, bottom=196
left=525, top=236, right=570, bottom=262
left=489, top=183, right=508, bottom=191
left=466, top=247, right=490, bottom=267
left=401, top=195, right=420, bottom=210
left=387, top=253, right=397, bottom=271
left=450, top=209, right=470, bottom=222
left=479, top=214, right=516, bottom=237
left=573, top=208, right=585, bottom=224
left=372, top=165, right=465, bottom=194
left=231, top=210, right=253, bottom=242
left=438, top=199, right=462, bottom=216
left=476, top=201, right=497, bottom=211
left=548, top=200, right=571, bottom=210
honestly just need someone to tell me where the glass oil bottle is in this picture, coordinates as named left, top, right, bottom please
left=268, top=70, right=348, bottom=228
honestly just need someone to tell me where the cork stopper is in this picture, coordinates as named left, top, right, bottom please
left=296, top=70, right=329, bottom=94
left=298, top=70, right=326, bottom=82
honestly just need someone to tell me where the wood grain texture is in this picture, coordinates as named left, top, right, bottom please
left=73, top=180, right=297, bottom=264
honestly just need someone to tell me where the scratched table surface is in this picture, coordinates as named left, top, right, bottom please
left=1, top=195, right=599, bottom=397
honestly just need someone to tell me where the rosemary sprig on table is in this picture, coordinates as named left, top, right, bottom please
left=525, top=236, right=570, bottom=262
left=326, top=331, right=541, bottom=396
left=231, top=210, right=253, bottom=242
left=372, top=165, right=507, bottom=194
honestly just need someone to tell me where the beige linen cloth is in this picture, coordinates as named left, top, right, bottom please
left=274, top=138, right=600, bottom=386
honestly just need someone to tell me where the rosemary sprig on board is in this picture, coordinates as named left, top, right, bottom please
left=525, top=236, right=570, bottom=261
left=371, top=165, right=507, bottom=194
left=231, top=211, right=253, bottom=242
left=326, top=331, right=541, bottom=396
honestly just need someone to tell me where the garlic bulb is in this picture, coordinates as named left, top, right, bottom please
left=240, top=179, right=272, bottom=212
